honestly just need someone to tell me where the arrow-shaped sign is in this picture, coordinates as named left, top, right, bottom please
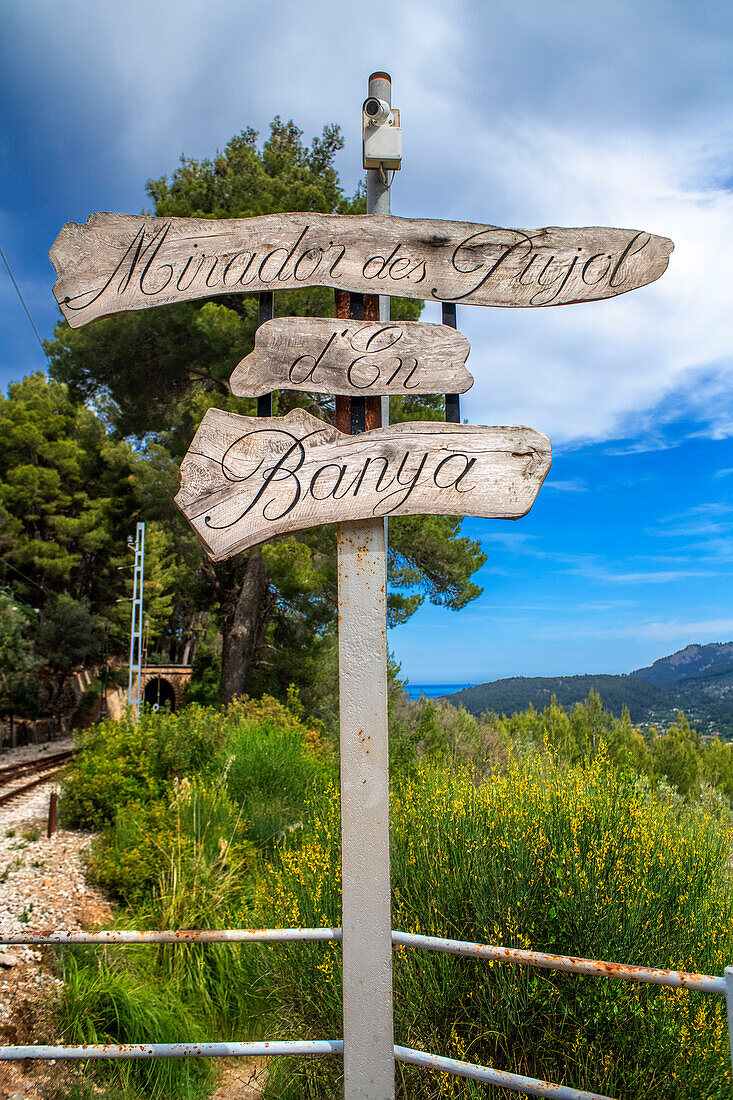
left=229, top=317, right=473, bottom=397
left=175, top=407, right=551, bottom=561
left=51, top=212, right=673, bottom=327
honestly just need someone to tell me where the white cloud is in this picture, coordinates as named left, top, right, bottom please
left=435, top=121, right=733, bottom=445
left=4, top=0, right=733, bottom=446
left=579, top=568, right=717, bottom=585
left=541, top=617, right=733, bottom=644
left=544, top=478, right=589, bottom=493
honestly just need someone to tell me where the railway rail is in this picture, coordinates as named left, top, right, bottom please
left=0, top=750, right=75, bottom=807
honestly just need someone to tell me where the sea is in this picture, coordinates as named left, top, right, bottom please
left=404, top=683, right=472, bottom=700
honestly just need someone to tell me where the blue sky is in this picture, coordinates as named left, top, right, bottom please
left=2, top=0, right=733, bottom=685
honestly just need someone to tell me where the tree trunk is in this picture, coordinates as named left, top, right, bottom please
left=219, top=549, right=270, bottom=704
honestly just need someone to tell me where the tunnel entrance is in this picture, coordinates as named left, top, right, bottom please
left=143, top=677, right=176, bottom=712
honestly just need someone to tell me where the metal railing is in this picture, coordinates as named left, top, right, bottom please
left=2, top=925, right=732, bottom=1099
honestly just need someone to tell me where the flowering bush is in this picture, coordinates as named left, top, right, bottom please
left=262, top=748, right=733, bottom=1099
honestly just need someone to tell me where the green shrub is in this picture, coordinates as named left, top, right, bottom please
left=86, top=798, right=171, bottom=903
left=146, top=704, right=228, bottom=783
left=60, top=716, right=161, bottom=830
left=60, top=705, right=228, bottom=831
left=85, top=774, right=257, bottom=907
left=224, top=718, right=332, bottom=849
left=387, top=689, right=509, bottom=779
left=60, top=698, right=324, bottom=835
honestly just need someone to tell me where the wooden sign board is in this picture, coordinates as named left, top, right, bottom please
left=229, top=318, right=473, bottom=397
left=51, top=212, right=673, bottom=328
left=175, top=407, right=551, bottom=561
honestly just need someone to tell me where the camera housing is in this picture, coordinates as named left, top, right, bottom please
left=362, top=100, right=402, bottom=171
left=363, top=97, right=391, bottom=125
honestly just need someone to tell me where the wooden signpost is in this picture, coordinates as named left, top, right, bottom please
left=49, top=68, right=672, bottom=1100
left=228, top=317, right=473, bottom=397
left=175, top=407, right=550, bottom=559
left=50, top=211, right=673, bottom=326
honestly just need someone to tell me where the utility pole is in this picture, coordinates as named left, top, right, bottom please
left=337, top=71, right=398, bottom=1099
left=127, top=522, right=145, bottom=720
left=99, top=624, right=109, bottom=720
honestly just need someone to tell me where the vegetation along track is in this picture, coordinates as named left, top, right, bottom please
left=0, top=750, right=75, bottom=806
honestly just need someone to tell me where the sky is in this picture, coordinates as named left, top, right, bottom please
left=2, top=0, right=733, bottom=686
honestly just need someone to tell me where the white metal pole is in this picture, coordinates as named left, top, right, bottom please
left=338, top=70, right=395, bottom=1100
left=127, top=522, right=145, bottom=721
left=725, top=966, right=733, bottom=1080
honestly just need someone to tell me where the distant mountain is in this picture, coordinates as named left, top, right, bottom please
left=633, top=642, right=733, bottom=685
left=440, top=642, right=733, bottom=737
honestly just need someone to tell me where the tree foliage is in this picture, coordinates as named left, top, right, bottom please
left=0, top=375, right=194, bottom=715
left=0, top=373, right=135, bottom=605
left=0, top=588, right=38, bottom=715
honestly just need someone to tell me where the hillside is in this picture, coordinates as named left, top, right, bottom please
left=442, top=642, right=733, bottom=736
left=442, top=674, right=672, bottom=725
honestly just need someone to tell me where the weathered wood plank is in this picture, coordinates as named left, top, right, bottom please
left=175, top=407, right=551, bottom=561
left=228, top=317, right=473, bottom=397
left=50, top=212, right=673, bottom=328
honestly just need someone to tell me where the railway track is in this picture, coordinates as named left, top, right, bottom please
left=0, top=750, right=75, bottom=807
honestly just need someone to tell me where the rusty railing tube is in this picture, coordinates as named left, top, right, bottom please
left=0, top=1039, right=344, bottom=1062
left=391, top=930, right=726, bottom=994
left=394, top=1045, right=615, bottom=1100
left=0, top=927, right=342, bottom=946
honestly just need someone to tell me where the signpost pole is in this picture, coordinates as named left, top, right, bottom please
left=366, top=71, right=392, bottom=431
left=337, top=72, right=395, bottom=1099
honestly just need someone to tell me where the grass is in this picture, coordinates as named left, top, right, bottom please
left=59, top=945, right=214, bottom=1099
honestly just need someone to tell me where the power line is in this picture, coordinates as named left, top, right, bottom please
left=0, top=555, right=50, bottom=595
left=0, top=242, right=50, bottom=365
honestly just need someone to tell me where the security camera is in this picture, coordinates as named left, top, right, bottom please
left=363, top=97, right=391, bottom=125
left=362, top=100, right=402, bottom=170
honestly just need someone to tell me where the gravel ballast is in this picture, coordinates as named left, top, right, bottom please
left=0, top=738, right=111, bottom=1099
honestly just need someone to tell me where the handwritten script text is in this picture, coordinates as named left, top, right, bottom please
left=51, top=213, right=674, bottom=327
left=175, top=408, right=552, bottom=560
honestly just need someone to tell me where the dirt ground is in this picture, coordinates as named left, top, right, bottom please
left=0, top=739, right=265, bottom=1099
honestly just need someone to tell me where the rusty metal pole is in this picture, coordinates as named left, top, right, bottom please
left=47, top=791, right=57, bottom=838
left=257, top=292, right=274, bottom=417
left=336, top=71, right=395, bottom=1100
left=442, top=303, right=461, bottom=423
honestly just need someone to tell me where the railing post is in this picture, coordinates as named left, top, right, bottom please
left=721, top=968, right=726, bottom=1078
